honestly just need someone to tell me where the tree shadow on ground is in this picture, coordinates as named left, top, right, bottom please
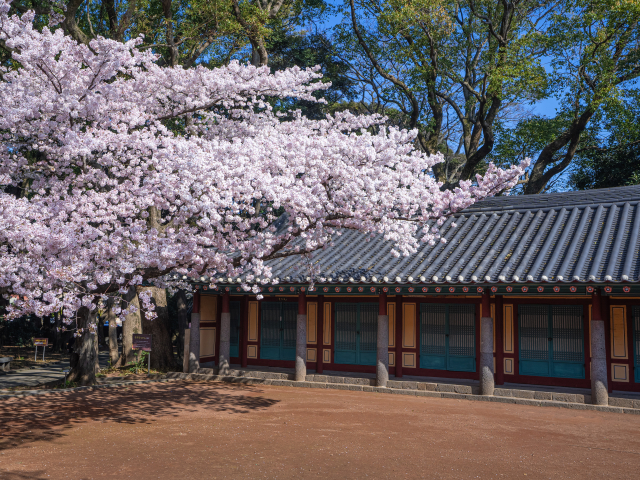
left=0, top=469, right=48, bottom=480
left=0, top=381, right=278, bottom=451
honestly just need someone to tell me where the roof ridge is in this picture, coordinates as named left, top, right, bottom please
left=463, top=184, right=640, bottom=213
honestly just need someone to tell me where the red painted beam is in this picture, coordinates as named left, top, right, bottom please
left=241, top=295, right=249, bottom=368
left=317, top=295, right=324, bottom=374
left=495, top=295, right=504, bottom=385
left=222, top=291, right=230, bottom=313
left=298, top=290, right=307, bottom=315
left=192, top=291, right=200, bottom=314
left=379, top=290, right=387, bottom=315
left=395, top=295, right=403, bottom=378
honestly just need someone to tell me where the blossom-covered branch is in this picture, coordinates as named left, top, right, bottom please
left=0, top=0, right=528, bottom=324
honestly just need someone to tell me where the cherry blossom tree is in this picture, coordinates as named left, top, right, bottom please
left=0, top=1, right=527, bottom=384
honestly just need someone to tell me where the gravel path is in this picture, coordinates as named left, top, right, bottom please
left=0, top=351, right=109, bottom=390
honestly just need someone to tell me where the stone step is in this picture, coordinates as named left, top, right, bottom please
left=191, top=369, right=640, bottom=408
left=196, top=367, right=292, bottom=381
left=493, top=387, right=591, bottom=405
left=190, top=369, right=603, bottom=405
left=167, top=372, right=640, bottom=414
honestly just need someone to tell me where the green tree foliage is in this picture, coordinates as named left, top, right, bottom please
left=336, top=0, right=640, bottom=193
left=267, top=24, right=357, bottom=117
left=569, top=93, right=640, bottom=189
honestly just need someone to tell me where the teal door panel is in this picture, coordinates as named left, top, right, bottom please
left=334, top=303, right=378, bottom=366
left=634, top=307, right=640, bottom=383
left=447, top=305, right=476, bottom=372
left=519, top=359, right=550, bottom=377
left=335, top=304, right=357, bottom=365
left=519, top=305, right=585, bottom=379
left=230, top=301, right=241, bottom=358
left=420, top=304, right=475, bottom=372
left=260, top=302, right=298, bottom=361
left=359, top=304, right=378, bottom=366
left=260, top=303, right=281, bottom=360
left=551, top=306, right=585, bottom=378
left=281, top=303, right=298, bottom=361
left=519, top=305, right=550, bottom=376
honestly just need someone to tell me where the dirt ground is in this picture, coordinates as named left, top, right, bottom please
left=1, top=382, right=639, bottom=479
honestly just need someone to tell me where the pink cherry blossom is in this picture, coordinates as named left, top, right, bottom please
left=0, top=1, right=528, bottom=324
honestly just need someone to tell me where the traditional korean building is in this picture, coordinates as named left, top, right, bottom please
left=187, top=184, right=640, bottom=405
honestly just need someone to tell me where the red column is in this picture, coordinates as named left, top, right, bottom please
left=192, top=291, right=200, bottom=316
left=481, top=290, right=490, bottom=318
left=495, top=295, right=504, bottom=385
left=241, top=295, right=249, bottom=368
left=602, top=293, right=612, bottom=394
left=379, top=290, right=387, bottom=315
left=298, top=291, right=307, bottom=314
left=317, top=295, right=324, bottom=374
left=222, top=291, right=230, bottom=314
left=395, top=294, right=403, bottom=378
left=215, top=294, right=222, bottom=364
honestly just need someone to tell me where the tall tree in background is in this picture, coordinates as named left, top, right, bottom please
left=339, top=0, right=640, bottom=193
left=569, top=92, right=640, bottom=190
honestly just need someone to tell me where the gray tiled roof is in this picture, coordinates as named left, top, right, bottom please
left=265, top=185, right=640, bottom=285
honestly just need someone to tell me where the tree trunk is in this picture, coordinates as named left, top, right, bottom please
left=122, top=286, right=142, bottom=365
left=97, top=314, right=105, bottom=347
left=139, top=286, right=177, bottom=371
left=175, top=290, right=189, bottom=366
left=53, top=312, right=62, bottom=353
left=106, top=299, right=120, bottom=366
left=68, top=307, right=98, bottom=386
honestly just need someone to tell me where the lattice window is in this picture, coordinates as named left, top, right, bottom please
left=551, top=306, right=583, bottom=362
left=420, top=304, right=446, bottom=356
left=261, top=303, right=280, bottom=347
left=448, top=305, right=475, bottom=357
left=359, top=304, right=378, bottom=352
left=520, top=305, right=549, bottom=361
left=282, top=303, right=298, bottom=349
left=335, top=304, right=357, bottom=351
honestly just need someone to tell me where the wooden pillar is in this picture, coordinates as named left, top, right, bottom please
left=583, top=303, right=591, bottom=388
left=215, top=294, right=222, bottom=365
left=241, top=295, right=249, bottom=368
left=296, top=291, right=307, bottom=381
left=317, top=295, right=324, bottom=374
left=603, top=294, right=612, bottom=394
left=591, top=288, right=608, bottom=405
left=188, top=291, right=201, bottom=373
left=219, top=291, right=230, bottom=374
left=395, top=294, right=403, bottom=378
left=495, top=295, right=504, bottom=386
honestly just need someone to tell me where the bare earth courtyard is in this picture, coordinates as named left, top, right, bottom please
left=1, top=382, right=639, bottom=479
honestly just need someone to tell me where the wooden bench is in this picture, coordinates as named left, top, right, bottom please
left=0, top=356, right=13, bottom=372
